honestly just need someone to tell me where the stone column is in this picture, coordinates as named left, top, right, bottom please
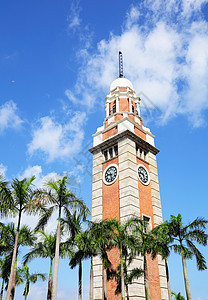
left=149, top=151, right=169, bottom=300
left=106, top=102, right=109, bottom=118
left=136, top=102, right=140, bottom=117
left=118, top=137, right=145, bottom=299
left=116, top=96, right=119, bottom=112
left=92, top=150, right=103, bottom=300
left=129, top=97, right=132, bottom=113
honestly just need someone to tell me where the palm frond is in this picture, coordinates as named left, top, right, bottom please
left=0, top=176, right=14, bottom=217
left=23, top=246, right=44, bottom=264
left=68, top=197, right=90, bottom=220
left=184, top=217, right=208, bottom=231
left=30, top=273, right=46, bottom=283
left=35, top=206, right=55, bottom=231
left=127, top=267, right=144, bottom=284
left=18, top=225, right=37, bottom=247
left=185, top=229, right=208, bottom=246
left=186, top=239, right=207, bottom=270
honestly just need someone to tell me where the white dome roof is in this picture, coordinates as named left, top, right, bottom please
left=110, top=77, right=133, bottom=91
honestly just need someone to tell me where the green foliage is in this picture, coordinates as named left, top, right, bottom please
left=23, top=231, right=57, bottom=264
left=171, top=291, right=185, bottom=300
left=0, top=222, right=36, bottom=289
left=20, top=264, right=46, bottom=297
left=35, top=176, right=90, bottom=231
left=160, top=214, right=208, bottom=270
left=89, top=220, right=115, bottom=269
left=108, top=262, right=143, bottom=295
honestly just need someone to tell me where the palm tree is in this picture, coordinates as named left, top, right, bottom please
left=89, top=258, right=93, bottom=300
left=151, top=222, right=172, bottom=300
left=20, top=264, right=46, bottom=300
left=90, top=220, right=115, bottom=300
left=130, top=217, right=169, bottom=300
left=0, top=256, right=7, bottom=300
left=0, top=223, right=36, bottom=300
left=35, top=176, right=89, bottom=300
left=23, top=230, right=60, bottom=300
left=0, top=263, right=24, bottom=300
left=0, top=223, right=13, bottom=300
left=61, top=211, right=91, bottom=300
left=109, top=218, right=142, bottom=300
left=0, top=176, right=38, bottom=300
left=161, top=214, right=208, bottom=300
left=171, top=291, right=185, bottom=300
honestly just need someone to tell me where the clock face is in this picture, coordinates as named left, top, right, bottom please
left=103, top=164, right=118, bottom=185
left=138, top=164, right=150, bottom=185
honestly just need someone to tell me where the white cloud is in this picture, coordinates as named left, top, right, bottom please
left=12, top=166, right=66, bottom=230
left=142, top=0, right=208, bottom=21
left=181, top=0, right=208, bottom=17
left=15, top=285, right=46, bottom=300
left=0, top=163, right=7, bottom=177
left=67, top=0, right=81, bottom=31
left=65, top=90, right=78, bottom=104
left=65, top=1, right=208, bottom=126
left=19, top=165, right=63, bottom=187
left=0, top=100, right=23, bottom=133
left=28, top=112, right=86, bottom=161
left=125, top=6, right=140, bottom=29
left=9, top=165, right=83, bottom=230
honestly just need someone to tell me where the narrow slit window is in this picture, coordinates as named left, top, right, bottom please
left=136, top=144, right=139, bottom=156
left=140, top=149, right=142, bottom=158
left=109, top=148, right=113, bottom=158
left=132, top=105, right=135, bottom=113
left=143, top=216, right=150, bottom=233
left=114, top=145, right=118, bottom=156
left=104, top=150, right=108, bottom=161
left=112, top=104, right=116, bottom=114
left=144, top=151, right=147, bottom=161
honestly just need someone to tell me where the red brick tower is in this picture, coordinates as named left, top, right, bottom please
left=89, top=57, right=169, bottom=299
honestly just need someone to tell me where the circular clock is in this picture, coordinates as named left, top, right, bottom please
left=103, top=164, right=118, bottom=185
left=137, top=164, right=150, bottom=185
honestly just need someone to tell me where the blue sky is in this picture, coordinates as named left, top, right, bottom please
left=1, top=0, right=208, bottom=299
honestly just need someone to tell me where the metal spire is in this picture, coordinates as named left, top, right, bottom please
left=119, top=51, right=124, bottom=78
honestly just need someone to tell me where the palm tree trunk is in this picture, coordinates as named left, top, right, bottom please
left=47, top=258, right=53, bottom=300
left=79, top=259, right=82, bottom=300
left=144, top=254, right=151, bottom=300
left=103, top=266, right=107, bottom=300
left=10, top=260, right=17, bottom=300
left=51, top=215, right=61, bottom=300
left=6, top=221, right=20, bottom=300
left=120, top=246, right=125, bottom=300
left=165, top=259, right=172, bottom=300
left=0, top=279, right=4, bottom=300
left=126, top=285, right=129, bottom=300
left=182, top=255, right=192, bottom=300
left=90, top=257, right=93, bottom=300
left=24, top=281, right=28, bottom=300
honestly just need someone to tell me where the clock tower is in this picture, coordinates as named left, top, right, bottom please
left=89, top=57, right=169, bottom=299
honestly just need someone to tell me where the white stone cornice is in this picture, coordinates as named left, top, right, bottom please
left=105, top=90, right=136, bottom=102
left=89, top=129, right=159, bottom=155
